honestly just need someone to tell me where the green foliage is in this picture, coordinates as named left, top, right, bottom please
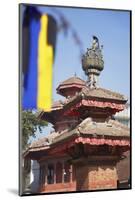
left=22, top=110, right=47, bottom=150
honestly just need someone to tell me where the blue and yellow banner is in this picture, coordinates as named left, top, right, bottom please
left=22, top=6, right=57, bottom=111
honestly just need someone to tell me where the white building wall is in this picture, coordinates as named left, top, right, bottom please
left=114, top=103, right=130, bottom=127
left=30, top=160, right=40, bottom=193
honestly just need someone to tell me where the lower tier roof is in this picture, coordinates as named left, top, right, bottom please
left=24, top=118, right=130, bottom=158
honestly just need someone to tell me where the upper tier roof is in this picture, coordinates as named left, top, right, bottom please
left=56, top=76, right=86, bottom=97
left=58, top=76, right=86, bottom=86
left=81, top=87, right=127, bottom=101
left=65, top=87, right=127, bottom=103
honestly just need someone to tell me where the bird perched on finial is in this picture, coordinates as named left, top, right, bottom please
left=92, top=35, right=99, bottom=50
left=93, top=35, right=98, bottom=41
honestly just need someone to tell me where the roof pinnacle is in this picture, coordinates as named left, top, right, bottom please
left=82, top=36, right=104, bottom=88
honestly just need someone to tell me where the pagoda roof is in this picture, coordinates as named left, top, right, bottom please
left=38, top=100, right=64, bottom=122
left=24, top=117, right=130, bottom=159
left=29, top=118, right=129, bottom=150
left=52, top=118, right=130, bottom=145
left=65, top=87, right=127, bottom=105
left=77, top=117, right=129, bottom=137
left=81, top=87, right=127, bottom=101
left=56, top=76, right=86, bottom=93
left=29, top=137, right=49, bottom=148
left=58, top=76, right=86, bottom=86
left=38, top=86, right=127, bottom=124
left=24, top=138, right=49, bottom=156
left=29, top=131, right=59, bottom=148
left=59, top=87, right=128, bottom=117
left=23, top=131, right=59, bottom=157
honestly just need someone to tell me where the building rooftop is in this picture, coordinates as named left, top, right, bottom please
left=57, top=76, right=86, bottom=87
left=52, top=118, right=130, bottom=144
left=65, top=87, right=127, bottom=105
left=77, top=117, right=129, bottom=137
left=56, top=76, right=86, bottom=97
left=26, top=117, right=129, bottom=154
left=51, top=100, right=64, bottom=110
left=81, top=87, right=127, bottom=101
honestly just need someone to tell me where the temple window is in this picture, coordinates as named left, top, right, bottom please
left=47, top=164, right=54, bottom=184
left=40, top=161, right=73, bottom=185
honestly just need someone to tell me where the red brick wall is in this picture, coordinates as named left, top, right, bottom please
left=88, top=166, right=118, bottom=190
left=75, top=162, right=118, bottom=191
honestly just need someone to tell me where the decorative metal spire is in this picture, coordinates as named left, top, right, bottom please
left=82, top=36, right=104, bottom=88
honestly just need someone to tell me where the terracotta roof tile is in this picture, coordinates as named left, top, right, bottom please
left=81, top=87, right=127, bottom=101
left=25, top=117, right=129, bottom=156
left=51, top=100, right=64, bottom=110
left=58, top=76, right=86, bottom=86
left=64, top=87, right=127, bottom=109
left=29, top=131, right=59, bottom=149
left=78, top=117, right=130, bottom=137
left=30, top=137, right=49, bottom=148
left=29, top=117, right=129, bottom=151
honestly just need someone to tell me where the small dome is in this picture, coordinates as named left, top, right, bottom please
left=56, top=76, right=86, bottom=97
left=58, top=76, right=86, bottom=86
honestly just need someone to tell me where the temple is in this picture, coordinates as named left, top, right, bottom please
left=24, top=37, right=130, bottom=193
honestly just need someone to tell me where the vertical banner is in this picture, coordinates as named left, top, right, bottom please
left=22, top=6, right=57, bottom=111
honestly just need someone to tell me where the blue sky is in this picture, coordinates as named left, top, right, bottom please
left=21, top=5, right=130, bottom=139
left=37, top=5, right=130, bottom=101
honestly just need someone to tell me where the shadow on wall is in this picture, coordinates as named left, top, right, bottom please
left=7, top=188, right=18, bottom=196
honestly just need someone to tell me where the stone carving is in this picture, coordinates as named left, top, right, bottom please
left=82, top=36, right=104, bottom=88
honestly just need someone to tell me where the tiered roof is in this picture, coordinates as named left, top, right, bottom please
left=24, top=116, right=130, bottom=159
left=24, top=37, right=130, bottom=184
left=76, top=117, right=129, bottom=137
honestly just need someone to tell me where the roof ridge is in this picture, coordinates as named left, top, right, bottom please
left=58, top=76, right=86, bottom=85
